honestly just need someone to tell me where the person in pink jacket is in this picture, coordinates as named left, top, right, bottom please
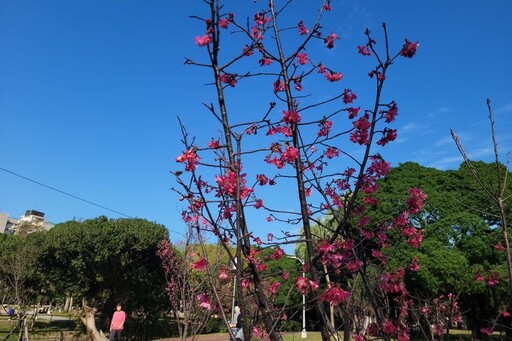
left=109, top=303, right=126, bottom=341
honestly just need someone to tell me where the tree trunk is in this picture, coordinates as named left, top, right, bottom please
left=64, top=295, right=73, bottom=312
left=81, top=300, right=108, bottom=341
left=342, top=309, right=351, bottom=341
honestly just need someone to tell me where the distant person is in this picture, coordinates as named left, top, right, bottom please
left=7, top=307, right=15, bottom=319
left=229, top=304, right=244, bottom=341
left=109, top=303, right=126, bottom=341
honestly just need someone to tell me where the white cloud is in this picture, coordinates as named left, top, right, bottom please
left=495, top=102, right=512, bottom=114
left=394, top=136, right=408, bottom=144
left=496, top=131, right=512, bottom=142
left=400, top=122, right=419, bottom=132
left=434, top=136, right=455, bottom=148
left=428, top=106, right=452, bottom=118
left=448, top=130, right=475, bottom=145
left=428, top=155, right=463, bottom=170
left=428, top=146, right=497, bottom=170
left=469, top=147, right=495, bottom=159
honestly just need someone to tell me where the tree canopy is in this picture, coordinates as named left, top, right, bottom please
left=38, top=216, right=169, bottom=339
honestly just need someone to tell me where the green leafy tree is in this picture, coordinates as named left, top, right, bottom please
left=39, top=216, right=168, bottom=341
left=372, top=161, right=511, bottom=338
left=0, top=233, right=44, bottom=307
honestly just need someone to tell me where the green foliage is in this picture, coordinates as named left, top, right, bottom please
left=373, top=161, right=511, bottom=334
left=203, top=317, right=226, bottom=334
left=38, top=216, right=169, bottom=338
left=257, top=248, right=303, bottom=319
left=0, top=232, right=45, bottom=306
left=280, top=320, right=302, bottom=332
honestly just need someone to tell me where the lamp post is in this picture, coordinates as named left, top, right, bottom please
left=230, top=257, right=237, bottom=323
left=287, top=255, right=307, bottom=339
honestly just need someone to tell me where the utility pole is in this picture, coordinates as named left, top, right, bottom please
left=287, top=255, right=307, bottom=339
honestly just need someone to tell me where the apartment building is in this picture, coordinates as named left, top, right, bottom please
left=0, top=210, right=54, bottom=235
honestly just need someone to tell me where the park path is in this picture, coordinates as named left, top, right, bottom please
left=158, top=332, right=307, bottom=341
left=158, top=335, right=228, bottom=341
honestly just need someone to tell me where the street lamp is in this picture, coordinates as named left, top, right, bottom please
left=287, top=255, right=307, bottom=339
left=230, top=257, right=237, bottom=323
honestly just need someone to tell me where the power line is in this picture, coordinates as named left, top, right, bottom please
left=0, top=166, right=133, bottom=218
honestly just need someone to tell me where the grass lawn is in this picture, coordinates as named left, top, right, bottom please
left=1, top=316, right=83, bottom=341
left=158, top=330, right=505, bottom=341
left=282, top=332, right=322, bottom=341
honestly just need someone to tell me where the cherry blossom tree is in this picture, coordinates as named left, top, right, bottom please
left=451, top=100, right=512, bottom=338
left=158, top=234, right=232, bottom=341
left=172, top=1, right=423, bottom=340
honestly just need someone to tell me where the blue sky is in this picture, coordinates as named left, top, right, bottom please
left=1, top=0, right=511, bottom=241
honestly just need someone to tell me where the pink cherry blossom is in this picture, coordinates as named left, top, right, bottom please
left=400, top=39, right=419, bottom=58
left=254, top=199, right=264, bottom=209
left=282, top=110, right=301, bottom=124
left=324, top=72, right=343, bottom=82
left=321, top=286, right=350, bottom=306
left=194, top=34, right=212, bottom=47
left=241, top=278, right=251, bottom=288
left=317, top=119, right=333, bottom=136
left=487, top=272, right=500, bottom=286
left=207, top=139, right=220, bottom=149
left=384, top=102, right=398, bottom=122
left=252, top=327, right=266, bottom=340
left=309, top=280, right=319, bottom=291
left=298, top=20, right=309, bottom=35
left=219, top=18, right=230, bottom=29
left=176, top=148, right=200, bottom=171
left=254, top=12, right=270, bottom=26
left=259, top=57, right=272, bottom=66
left=243, top=44, right=254, bottom=56
left=284, top=145, right=299, bottom=159
left=494, top=243, right=505, bottom=251
left=296, top=276, right=309, bottom=295
left=480, top=328, right=494, bottom=336
left=273, top=80, right=286, bottom=92
left=256, top=174, right=269, bottom=185
left=408, top=256, right=420, bottom=272
left=216, top=171, right=253, bottom=199
left=218, top=269, right=229, bottom=280
left=293, top=78, right=303, bottom=91
left=382, top=320, right=397, bottom=335
left=324, top=32, right=339, bottom=49
left=357, top=45, right=371, bottom=56
left=269, top=281, right=281, bottom=294
left=402, top=227, right=423, bottom=248
left=296, top=52, right=309, bottom=65
left=193, top=257, right=208, bottom=270
left=272, top=247, right=285, bottom=260
left=342, top=89, right=357, bottom=104
left=346, top=259, right=362, bottom=272
left=325, top=147, right=339, bottom=159
left=377, top=128, right=397, bottom=146
left=219, top=73, right=238, bottom=87
left=350, top=114, right=371, bottom=145
left=347, top=107, right=360, bottom=119
left=251, top=26, right=263, bottom=40
left=197, top=293, right=211, bottom=310
left=257, top=263, right=267, bottom=272
left=406, top=187, right=427, bottom=214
